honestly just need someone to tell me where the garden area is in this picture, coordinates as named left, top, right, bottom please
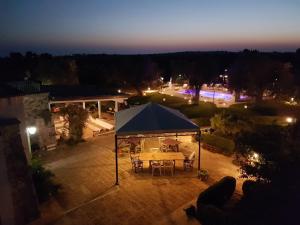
left=128, top=93, right=300, bottom=157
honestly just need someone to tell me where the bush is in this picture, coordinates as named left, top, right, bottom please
left=202, top=134, right=235, bottom=155
left=184, top=205, right=197, bottom=218
left=197, top=176, right=236, bottom=208
left=242, top=180, right=257, bottom=197
left=197, top=204, right=227, bottom=225
left=31, top=158, right=61, bottom=202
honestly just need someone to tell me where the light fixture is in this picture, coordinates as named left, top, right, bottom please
left=117, top=89, right=121, bottom=93
left=148, top=87, right=151, bottom=91
left=286, top=117, right=293, bottom=123
left=244, top=105, right=248, bottom=109
left=188, top=99, right=192, bottom=104
left=26, top=126, right=37, bottom=135
left=162, top=98, right=166, bottom=102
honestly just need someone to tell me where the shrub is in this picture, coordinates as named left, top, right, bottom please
left=242, top=180, right=257, bottom=197
left=202, top=134, right=235, bottom=155
left=31, top=158, right=61, bottom=202
left=60, top=104, right=88, bottom=143
left=197, top=176, right=236, bottom=208
left=197, top=204, right=227, bottom=225
left=184, top=205, right=197, bottom=218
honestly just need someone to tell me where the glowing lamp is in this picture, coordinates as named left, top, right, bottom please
left=26, top=126, right=37, bottom=135
left=244, top=105, right=248, bottom=109
left=286, top=117, right=293, bottom=123
left=162, top=98, right=166, bottom=102
left=117, top=89, right=121, bottom=93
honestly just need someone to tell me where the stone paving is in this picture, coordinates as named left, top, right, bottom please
left=31, top=134, right=242, bottom=225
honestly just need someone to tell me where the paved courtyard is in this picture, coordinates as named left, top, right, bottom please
left=31, top=134, right=242, bottom=225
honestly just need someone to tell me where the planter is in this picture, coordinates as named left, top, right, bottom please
left=199, top=169, right=209, bottom=181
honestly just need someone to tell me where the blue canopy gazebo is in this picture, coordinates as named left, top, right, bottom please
left=114, top=102, right=201, bottom=184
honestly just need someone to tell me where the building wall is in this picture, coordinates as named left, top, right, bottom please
left=0, top=123, right=39, bottom=225
left=0, top=93, right=56, bottom=159
left=23, top=93, right=56, bottom=150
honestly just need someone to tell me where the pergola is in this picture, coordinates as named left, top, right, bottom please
left=114, top=102, right=201, bottom=185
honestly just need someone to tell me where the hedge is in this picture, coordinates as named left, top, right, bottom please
left=197, top=176, right=236, bottom=208
left=202, top=134, right=235, bottom=155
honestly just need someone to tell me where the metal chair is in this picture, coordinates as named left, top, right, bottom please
left=184, top=151, right=195, bottom=171
left=130, top=154, right=143, bottom=173
left=163, top=160, right=175, bottom=176
left=151, top=161, right=162, bottom=176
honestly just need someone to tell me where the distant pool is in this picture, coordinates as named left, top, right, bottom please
left=178, top=89, right=234, bottom=101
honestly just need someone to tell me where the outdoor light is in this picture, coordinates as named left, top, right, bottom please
left=148, top=87, right=151, bottom=91
left=160, top=77, right=164, bottom=81
left=286, top=117, right=293, bottom=123
left=244, top=105, right=248, bottom=109
left=249, top=152, right=260, bottom=164
left=118, top=89, right=121, bottom=93
left=188, top=99, right=192, bottom=104
left=26, top=126, right=37, bottom=157
left=26, top=126, right=37, bottom=135
left=291, top=97, right=294, bottom=102
left=163, top=98, right=166, bottom=102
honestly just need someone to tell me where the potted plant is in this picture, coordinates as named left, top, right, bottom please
left=199, top=169, right=209, bottom=181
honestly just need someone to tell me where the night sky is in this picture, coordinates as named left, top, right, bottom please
left=1, top=0, right=300, bottom=55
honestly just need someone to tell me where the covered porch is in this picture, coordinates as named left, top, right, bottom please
left=115, top=103, right=201, bottom=184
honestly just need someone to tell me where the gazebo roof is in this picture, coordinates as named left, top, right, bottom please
left=115, top=102, right=199, bottom=136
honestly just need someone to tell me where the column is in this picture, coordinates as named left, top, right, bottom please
left=115, top=101, right=118, bottom=112
left=82, top=101, right=86, bottom=109
left=97, top=100, right=101, bottom=118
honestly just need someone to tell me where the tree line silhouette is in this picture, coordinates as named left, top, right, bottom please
left=1, top=49, right=300, bottom=100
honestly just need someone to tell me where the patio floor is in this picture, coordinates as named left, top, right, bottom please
left=31, top=134, right=242, bottom=225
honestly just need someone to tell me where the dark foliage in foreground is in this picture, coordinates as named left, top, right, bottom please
left=31, top=158, right=61, bottom=202
left=197, top=176, right=236, bottom=208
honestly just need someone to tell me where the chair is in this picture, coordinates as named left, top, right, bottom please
left=184, top=151, right=195, bottom=171
left=160, top=145, right=168, bottom=152
left=163, top=160, right=175, bottom=176
left=130, top=154, right=143, bottom=173
left=151, top=161, right=162, bottom=176
left=135, top=146, right=142, bottom=154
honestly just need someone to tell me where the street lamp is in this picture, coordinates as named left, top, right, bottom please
left=26, top=126, right=37, bottom=157
left=286, top=117, right=293, bottom=123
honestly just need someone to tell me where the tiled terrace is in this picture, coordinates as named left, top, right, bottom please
left=31, top=134, right=241, bottom=225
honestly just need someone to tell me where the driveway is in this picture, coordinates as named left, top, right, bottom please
left=31, top=134, right=241, bottom=225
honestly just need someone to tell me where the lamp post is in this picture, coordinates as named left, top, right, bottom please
left=26, top=126, right=37, bottom=157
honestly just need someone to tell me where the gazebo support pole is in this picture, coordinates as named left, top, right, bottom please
left=197, top=131, right=201, bottom=178
left=115, top=135, right=119, bottom=185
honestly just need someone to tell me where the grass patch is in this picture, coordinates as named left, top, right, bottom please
left=127, top=93, right=218, bottom=119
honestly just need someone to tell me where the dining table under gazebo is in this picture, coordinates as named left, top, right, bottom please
left=114, top=102, right=201, bottom=185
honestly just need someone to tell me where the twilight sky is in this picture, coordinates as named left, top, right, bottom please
left=1, top=0, right=300, bottom=55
